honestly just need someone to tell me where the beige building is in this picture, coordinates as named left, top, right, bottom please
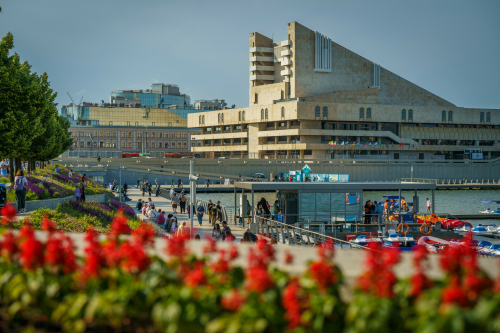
left=188, top=22, right=499, bottom=160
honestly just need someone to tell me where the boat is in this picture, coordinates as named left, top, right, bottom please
left=479, top=244, right=500, bottom=257
left=383, top=233, right=416, bottom=250
left=479, top=200, right=500, bottom=214
left=469, top=226, right=499, bottom=238
left=417, top=235, right=452, bottom=253
left=349, top=234, right=383, bottom=247
left=417, top=217, right=472, bottom=231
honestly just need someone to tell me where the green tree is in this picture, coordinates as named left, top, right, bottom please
left=0, top=33, right=64, bottom=179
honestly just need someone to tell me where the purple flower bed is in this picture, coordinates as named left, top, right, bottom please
left=41, top=181, right=55, bottom=195
left=26, top=183, right=45, bottom=196
left=55, top=174, right=79, bottom=185
left=109, top=201, right=136, bottom=217
left=26, top=176, right=41, bottom=185
left=65, top=201, right=113, bottom=224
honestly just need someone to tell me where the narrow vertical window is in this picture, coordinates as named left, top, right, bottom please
left=323, top=106, right=328, bottom=117
left=442, top=111, right=446, bottom=121
left=401, top=109, right=406, bottom=120
left=408, top=109, right=413, bottom=121
left=238, top=111, right=241, bottom=121
left=199, top=115, right=201, bottom=124
left=202, top=115, right=205, bottom=124
left=448, top=111, right=453, bottom=122
left=359, top=108, right=364, bottom=118
left=315, top=106, right=320, bottom=117
left=261, top=109, right=264, bottom=119
left=221, top=113, right=224, bottom=122
left=242, top=111, right=245, bottom=120
left=367, top=107, right=372, bottom=119
left=218, top=113, right=221, bottom=123
left=486, top=112, right=491, bottom=122
left=281, top=107, right=285, bottom=117
left=265, top=109, right=268, bottom=119
left=480, top=112, right=485, bottom=122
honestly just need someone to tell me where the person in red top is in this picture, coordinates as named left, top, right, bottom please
left=157, top=211, right=166, bottom=226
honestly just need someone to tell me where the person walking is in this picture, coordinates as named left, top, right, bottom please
left=148, top=183, right=152, bottom=197
left=80, top=182, right=86, bottom=202
left=74, top=185, right=81, bottom=202
left=171, top=178, right=174, bottom=187
left=155, top=185, right=162, bottom=197
left=426, top=198, right=431, bottom=214
left=177, top=178, right=182, bottom=188
left=141, top=182, right=146, bottom=197
left=171, top=193, right=179, bottom=213
left=196, top=203, right=205, bottom=226
left=211, top=202, right=219, bottom=225
left=136, top=179, right=140, bottom=189
left=14, top=170, right=28, bottom=213
left=207, top=200, right=214, bottom=224
left=206, top=179, right=210, bottom=188
left=179, top=194, right=187, bottom=214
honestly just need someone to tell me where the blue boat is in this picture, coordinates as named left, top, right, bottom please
left=383, top=233, right=416, bottom=251
left=479, top=200, right=500, bottom=214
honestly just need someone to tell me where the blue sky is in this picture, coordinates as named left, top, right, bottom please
left=1, top=0, right=499, bottom=109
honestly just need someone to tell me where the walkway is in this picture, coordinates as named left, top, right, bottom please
left=124, top=187, right=248, bottom=240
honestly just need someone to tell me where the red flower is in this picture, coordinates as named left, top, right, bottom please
left=221, top=289, right=246, bottom=311
left=256, top=238, right=275, bottom=263
left=282, top=279, right=303, bottom=329
left=132, top=222, right=155, bottom=247
left=19, top=229, right=44, bottom=270
left=228, top=246, right=239, bottom=260
left=165, top=234, right=190, bottom=260
left=202, top=235, right=217, bottom=254
left=284, top=250, right=294, bottom=265
left=211, top=249, right=230, bottom=273
left=120, top=241, right=151, bottom=273
left=410, top=246, right=433, bottom=297
left=45, top=233, right=77, bottom=273
left=0, top=203, right=17, bottom=223
left=102, top=240, right=123, bottom=267
left=109, top=211, right=131, bottom=237
left=356, top=242, right=400, bottom=298
left=81, top=227, right=104, bottom=279
left=310, top=261, right=336, bottom=290
left=185, top=263, right=205, bottom=287
left=442, top=278, right=468, bottom=307
left=246, top=265, right=273, bottom=292
left=41, top=215, right=57, bottom=233
left=318, top=239, right=335, bottom=260
left=0, top=231, right=18, bottom=258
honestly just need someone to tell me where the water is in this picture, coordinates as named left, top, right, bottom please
left=196, top=189, right=500, bottom=226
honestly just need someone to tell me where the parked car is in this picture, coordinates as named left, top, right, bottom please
left=251, top=173, right=266, bottom=179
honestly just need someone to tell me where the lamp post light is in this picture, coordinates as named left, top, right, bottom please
left=143, top=123, right=148, bottom=154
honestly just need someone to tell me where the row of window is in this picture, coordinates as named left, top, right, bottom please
left=401, top=109, right=413, bottom=121
left=441, top=111, right=453, bottom=122
left=480, top=112, right=492, bottom=123
left=72, top=131, right=190, bottom=139
left=73, top=141, right=191, bottom=149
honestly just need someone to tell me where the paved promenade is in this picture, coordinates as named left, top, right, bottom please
left=124, top=187, right=248, bottom=240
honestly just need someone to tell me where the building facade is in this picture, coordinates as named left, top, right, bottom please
left=61, top=83, right=208, bottom=157
left=188, top=22, right=500, bottom=160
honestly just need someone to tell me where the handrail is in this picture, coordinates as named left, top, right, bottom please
left=255, top=216, right=375, bottom=250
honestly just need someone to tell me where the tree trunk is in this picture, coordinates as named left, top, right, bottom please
left=9, top=158, right=14, bottom=183
left=27, top=157, right=32, bottom=173
left=15, top=159, right=22, bottom=175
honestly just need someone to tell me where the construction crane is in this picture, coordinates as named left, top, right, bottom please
left=67, top=92, right=85, bottom=122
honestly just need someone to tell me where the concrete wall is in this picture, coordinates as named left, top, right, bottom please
left=290, top=21, right=455, bottom=107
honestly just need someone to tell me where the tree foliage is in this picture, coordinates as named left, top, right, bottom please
left=0, top=32, right=71, bottom=162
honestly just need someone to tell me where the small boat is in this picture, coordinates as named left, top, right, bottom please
left=479, top=200, right=500, bottom=214
left=417, top=235, right=451, bottom=253
left=383, top=233, right=416, bottom=250
left=349, top=235, right=383, bottom=247
left=479, top=244, right=500, bottom=257
left=470, top=226, right=499, bottom=238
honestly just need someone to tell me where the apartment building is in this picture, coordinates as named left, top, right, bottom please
left=188, top=22, right=499, bottom=160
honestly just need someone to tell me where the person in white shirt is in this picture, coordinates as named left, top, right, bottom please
left=14, top=170, right=28, bottom=213
left=426, top=198, right=431, bottom=214
left=147, top=206, right=158, bottom=219
left=69, top=170, right=73, bottom=178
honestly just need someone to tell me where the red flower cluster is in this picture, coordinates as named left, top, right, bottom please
left=44, top=219, right=77, bottom=274
left=165, top=234, right=190, bottom=260
left=109, top=211, right=131, bottom=239
left=246, top=239, right=276, bottom=293
left=81, top=227, right=105, bottom=279
left=131, top=223, right=155, bottom=247
left=0, top=203, right=16, bottom=226
left=211, top=249, right=230, bottom=273
left=221, top=289, right=246, bottom=311
left=202, top=235, right=217, bottom=254
left=307, top=239, right=337, bottom=291
left=19, top=224, right=44, bottom=270
left=284, top=250, right=293, bottom=265
left=409, top=246, right=433, bottom=297
left=318, top=239, right=335, bottom=260
left=439, top=238, right=491, bottom=306
left=282, top=279, right=303, bottom=330
left=357, top=243, right=400, bottom=298
left=185, top=262, right=205, bottom=287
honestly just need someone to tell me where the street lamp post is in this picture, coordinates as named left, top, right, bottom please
left=143, top=123, right=148, bottom=155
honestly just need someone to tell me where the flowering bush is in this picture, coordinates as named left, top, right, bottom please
left=0, top=205, right=499, bottom=332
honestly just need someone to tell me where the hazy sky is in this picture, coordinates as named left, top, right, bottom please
left=1, top=0, right=499, bottom=110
